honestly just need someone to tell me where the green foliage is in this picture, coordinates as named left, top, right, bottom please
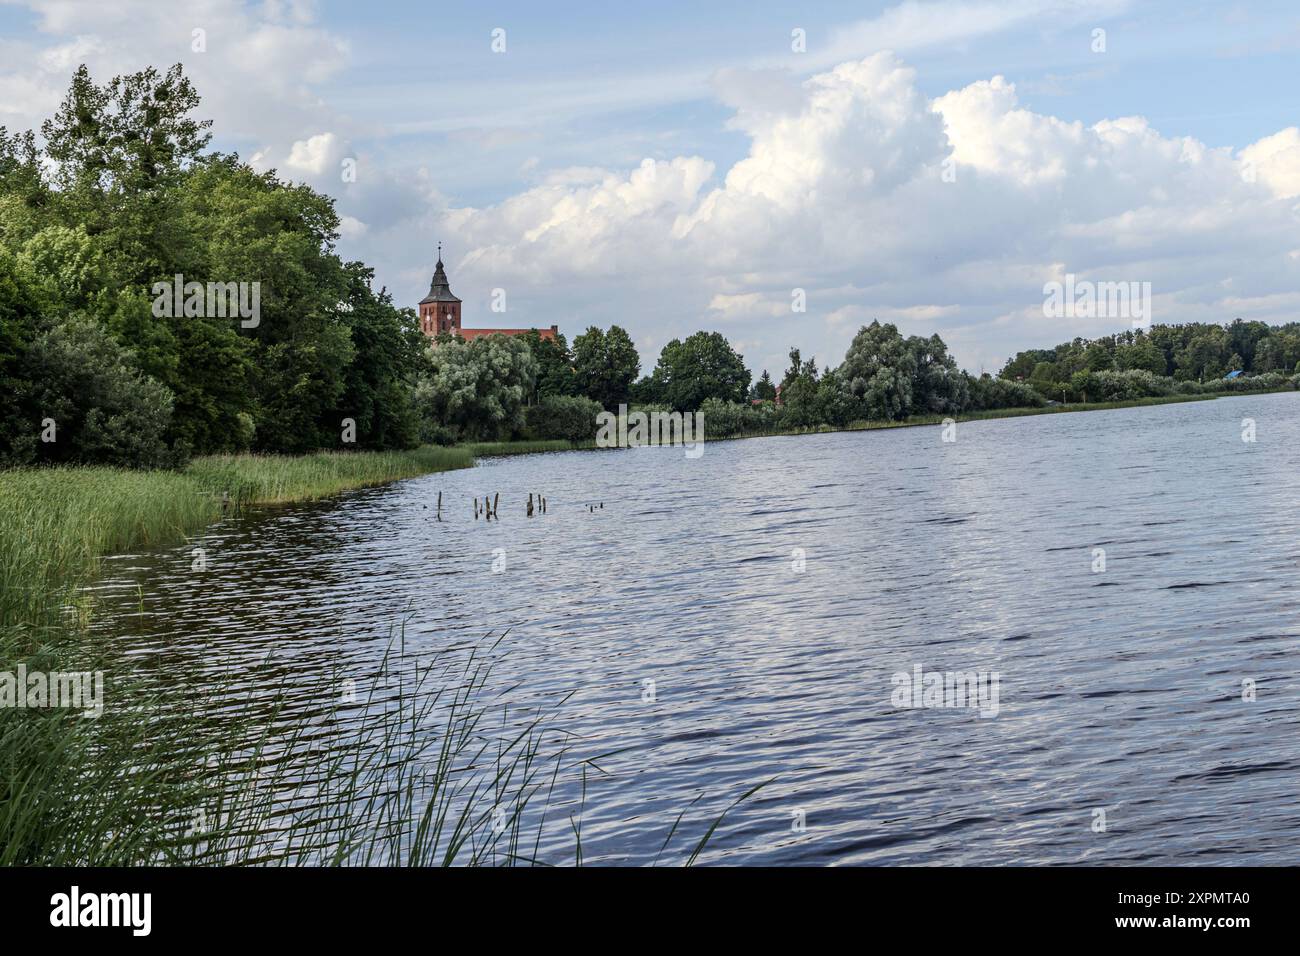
left=751, top=369, right=777, bottom=401
left=647, top=330, right=751, bottom=412
left=572, top=324, right=639, bottom=409
left=840, top=321, right=917, bottom=421
left=907, top=333, right=969, bottom=414
left=525, top=394, right=604, bottom=444
left=415, top=334, right=537, bottom=442
left=522, top=328, right=577, bottom=401
left=698, top=397, right=784, bottom=437
left=965, top=373, right=1046, bottom=411
left=0, top=249, right=40, bottom=463
left=998, top=319, right=1300, bottom=391
left=9, top=316, right=176, bottom=468
left=0, top=63, right=426, bottom=466
left=778, top=348, right=824, bottom=427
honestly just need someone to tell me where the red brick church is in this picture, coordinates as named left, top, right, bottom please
left=419, top=245, right=558, bottom=343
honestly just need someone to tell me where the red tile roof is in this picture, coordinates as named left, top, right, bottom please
left=456, top=326, right=558, bottom=341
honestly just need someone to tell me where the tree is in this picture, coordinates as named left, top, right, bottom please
left=1116, top=334, right=1166, bottom=375
left=999, top=348, right=1055, bottom=381
left=526, top=394, right=603, bottom=444
left=1083, top=339, right=1115, bottom=372
left=648, top=330, right=751, bottom=411
left=839, top=321, right=916, bottom=421
left=327, top=263, right=422, bottom=451
left=0, top=249, right=41, bottom=464
left=1174, top=329, right=1228, bottom=381
left=522, top=329, right=576, bottom=402
left=572, top=325, right=639, bottom=409
left=14, top=315, right=175, bottom=467
left=907, top=333, right=968, bottom=414
left=779, top=348, right=824, bottom=427
left=4, top=63, right=429, bottom=459
left=415, top=334, right=537, bottom=442
left=751, top=370, right=777, bottom=402
left=1225, top=318, right=1271, bottom=370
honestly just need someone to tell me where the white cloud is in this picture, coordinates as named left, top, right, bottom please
left=285, top=132, right=344, bottom=177
left=2, top=0, right=1297, bottom=377
left=433, top=52, right=1300, bottom=374
left=1239, top=128, right=1300, bottom=199
left=0, top=1, right=349, bottom=143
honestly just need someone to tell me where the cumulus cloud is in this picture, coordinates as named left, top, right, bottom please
left=3, top=0, right=1297, bottom=377
left=436, top=53, right=1300, bottom=375
left=0, top=0, right=349, bottom=141
left=1240, top=128, right=1300, bottom=199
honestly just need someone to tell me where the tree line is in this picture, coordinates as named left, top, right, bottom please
left=998, top=320, right=1300, bottom=403
left=3, top=65, right=1295, bottom=469
left=428, top=318, right=1047, bottom=445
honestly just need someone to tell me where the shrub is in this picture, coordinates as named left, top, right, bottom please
left=13, top=315, right=176, bottom=468
left=525, top=394, right=604, bottom=444
left=966, top=375, right=1047, bottom=410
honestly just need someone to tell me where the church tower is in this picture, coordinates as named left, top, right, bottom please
left=418, top=243, right=462, bottom=335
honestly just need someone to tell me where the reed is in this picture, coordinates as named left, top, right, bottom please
left=188, top=446, right=473, bottom=506
left=465, top=439, right=595, bottom=457
left=1, top=446, right=753, bottom=865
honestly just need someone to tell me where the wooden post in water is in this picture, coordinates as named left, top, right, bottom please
left=492, top=492, right=499, bottom=520
left=527, top=493, right=534, bottom=517
left=474, top=497, right=479, bottom=520
left=437, top=491, right=442, bottom=521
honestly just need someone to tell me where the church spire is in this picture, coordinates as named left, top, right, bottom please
left=420, top=246, right=460, bottom=305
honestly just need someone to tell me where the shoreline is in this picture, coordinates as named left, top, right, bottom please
left=3, top=384, right=1292, bottom=865
left=4, top=387, right=1292, bottom=629
left=472, top=388, right=1290, bottom=458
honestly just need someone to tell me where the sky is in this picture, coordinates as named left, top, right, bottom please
left=1, top=0, right=1298, bottom=377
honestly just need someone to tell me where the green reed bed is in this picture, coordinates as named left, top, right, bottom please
left=1, top=447, right=473, bottom=635
left=0, top=625, right=573, bottom=866
left=464, top=439, right=595, bottom=458
left=1, top=448, right=752, bottom=865
left=188, top=445, right=473, bottom=506
left=0, top=445, right=475, bottom=864
left=0, top=467, right=218, bottom=636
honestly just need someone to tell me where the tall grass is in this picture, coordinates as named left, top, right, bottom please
left=0, top=626, right=572, bottom=866
left=0, top=467, right=217, bottom=638
left=464, top=439, right=594, bottom=458
left=0, top=445, right=477, bottom=864
left=189, top=446, right=472, bottom=506
left=1, top=446, right=755, bottom=865
left=0, top=447, right=472, bottom=637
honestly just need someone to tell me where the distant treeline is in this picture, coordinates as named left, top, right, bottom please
left=999, top=320, right=1300, bottom=401
left=509, top=321, right=1046, bottom=444
left=3, top=65, right=1295, bottom=469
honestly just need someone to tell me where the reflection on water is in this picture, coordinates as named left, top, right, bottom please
left=92, top=393, right=1300, bottom=864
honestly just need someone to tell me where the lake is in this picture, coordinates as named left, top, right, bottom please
left=90, top=392, right=1300, bottom=864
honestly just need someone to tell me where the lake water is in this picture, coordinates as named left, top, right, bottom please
left=91, top=393, right=1300, bottom=864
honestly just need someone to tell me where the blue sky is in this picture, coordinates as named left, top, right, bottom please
left=2, top=0, right=1298, bottom=376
